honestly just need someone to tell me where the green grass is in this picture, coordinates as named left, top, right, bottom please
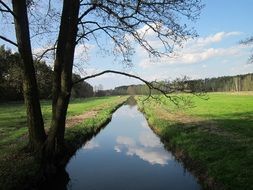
left=0, top=96, right=124, bottom=148
left=0, top=96, right=127, bottom=190
left=137, top=92, right=253, bottom=190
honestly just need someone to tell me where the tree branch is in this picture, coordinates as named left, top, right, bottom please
left=72, top=69, right=181, bottom=104
left=0, top=35, right=18, bottom=47
left=0, top=8, right=9, bottom=13
left=0, top=0, right=16, bottom=18
left=78, top=4, right=97, bottom=21
left=73, top=70, right=147, bottom=85
left=240, top=36, right=253, bottom=45
left=34, top=47, right=56, bottom=62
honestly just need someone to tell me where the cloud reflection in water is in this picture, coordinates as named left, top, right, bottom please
left=115, top=134, right=171, bottom=166
left=83, top=140, right=100, bottom=150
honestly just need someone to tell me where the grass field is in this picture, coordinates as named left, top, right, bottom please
left=137, top=92, right=253, bottom=190
left=0, top=96, right=127, bottom=189
left=1, top=93, right=252, bottom=189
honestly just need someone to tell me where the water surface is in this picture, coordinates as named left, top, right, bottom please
left=66, top=104, right=201, bottom=190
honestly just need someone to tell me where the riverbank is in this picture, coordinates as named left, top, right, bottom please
left=64, top=100, right=201, bottom=190
left=0, top=96, right=127, bottom=190
left=136, top=93, right=253, bottom=190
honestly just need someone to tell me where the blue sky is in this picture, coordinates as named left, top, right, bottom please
left=82, top=0, right=253, bottom=89
left=1, top=0, right=253, bottom=89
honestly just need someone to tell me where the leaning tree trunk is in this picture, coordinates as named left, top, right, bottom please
left=12, top=0, right=46, bottom=151
left=44, top=0, right=80, bottom=164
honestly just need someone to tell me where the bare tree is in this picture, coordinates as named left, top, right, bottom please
left=0, top=0, right=203, bottom=167
left=1, top=0, right=47, bottom=151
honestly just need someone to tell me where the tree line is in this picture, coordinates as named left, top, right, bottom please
left=0, top=45, right=93, bottom=102
left=187, top=74, right=253, bottom=92
left=100, top=73, right=253, bottom=96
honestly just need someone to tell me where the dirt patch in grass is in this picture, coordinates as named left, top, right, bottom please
left=216, top=91, right=253, bottom=96
left=154, top=105, right=247, bottom=144
left=65, top=101, right=122, bottom=128
left=154, top=106, right=203, bottom=124
left=66, top=111, right=98, bottom=128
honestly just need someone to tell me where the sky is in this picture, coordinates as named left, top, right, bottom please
left=1, top=0, right=253, bottom=90
left=82, top=0, right=253, bottom=89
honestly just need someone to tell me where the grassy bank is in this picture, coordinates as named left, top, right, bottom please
left=137, top=93, right=253, bottom=190
left=0, top=96, right=127, bottom=190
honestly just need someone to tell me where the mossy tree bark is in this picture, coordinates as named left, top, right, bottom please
left=12, top=0, right=46, bottom=151
left=44, top=0, right=80, bottom=163
left=12, top=0, right=80, bottom=162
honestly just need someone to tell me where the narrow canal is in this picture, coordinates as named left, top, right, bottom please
left=66, top=102, right=201, bottom=190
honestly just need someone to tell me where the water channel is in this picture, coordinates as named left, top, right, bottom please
left=66, top=102, right=201, bottom=190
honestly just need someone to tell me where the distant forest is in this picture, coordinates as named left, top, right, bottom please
left=187, top=74, right=253, bottom=92
left=1, top=45, right=253, bottom=101
left=105, top=73, right=253, bottom=96
left=0, top=46, right=93, bottom=101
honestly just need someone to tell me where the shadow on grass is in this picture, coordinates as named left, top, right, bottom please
left=150, top=111, right=253, bottom=190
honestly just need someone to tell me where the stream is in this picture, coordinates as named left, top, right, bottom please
left=65, top=102, right=201, bottom=190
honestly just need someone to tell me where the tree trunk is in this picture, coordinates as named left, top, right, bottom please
left=12, top=0, right=46, bottom=151
left=45, top=0, right=80, bottom=163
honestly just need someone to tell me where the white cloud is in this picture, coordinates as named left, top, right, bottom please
left=170, top=46, right=243, bottom=64
left=116, top=136, right=136, bottom=146
left=115, top=135, right=171, bottom=165
left=125, top=24, right=156, bottom=43
left=139, top=131, right=161, bottom=148
left=138, top=31, right=245, bottom=68
left=191, top=32, right=241, bottom=48
left=124, top=146, right=171, bottom=165
left=139, top=45, right=244, bottom=68
left=128, top=23, right=172, bottom=50
left=74, top=44, right=95, bottom=65
left=114, top=146, right=121, bottom=153
left=136, top=24, right=156, bottom=38
left=140, top=121, right=149, bottom=129
left=75, top=44, right=95, bottom=56
left=136, top=23, right=166, bottom=39
left=83, top=140, right=100, bottom=150
left=33, top=45, right=54, bottom=57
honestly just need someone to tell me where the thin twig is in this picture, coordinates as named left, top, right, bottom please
left=0, top=0, right=16, bottom=18
left=0, top=35, right=18, bottom=47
